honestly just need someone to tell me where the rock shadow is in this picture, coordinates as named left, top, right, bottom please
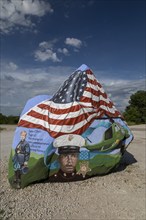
left=115, top=150, right=137, bottom=172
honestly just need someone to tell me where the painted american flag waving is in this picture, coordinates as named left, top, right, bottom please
left=18, top=64, right=123, bottom=138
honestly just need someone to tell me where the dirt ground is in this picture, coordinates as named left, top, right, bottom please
left=0, top=124, right=145, bottom=220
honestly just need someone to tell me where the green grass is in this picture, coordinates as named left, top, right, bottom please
left=76, top=154, right=122, bottom=176
left=8, top=149, right=122, bottom=187
left=48, top=153, right=122, bottom=177
left=8, top=149, right=48, bottom=188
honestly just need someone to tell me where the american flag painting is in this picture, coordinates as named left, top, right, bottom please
left=18, top=64, right=123, bottom=138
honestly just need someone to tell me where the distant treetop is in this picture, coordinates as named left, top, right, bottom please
left=123, top=90, right=146, bottom=124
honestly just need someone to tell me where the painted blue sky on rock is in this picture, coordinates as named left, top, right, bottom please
left=0, top=0, right=145, bottom=116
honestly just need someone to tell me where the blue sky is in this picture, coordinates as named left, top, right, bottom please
left=0, top=0, right=145, bottom=116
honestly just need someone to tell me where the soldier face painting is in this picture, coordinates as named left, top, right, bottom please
left=58, top=153, right=79, bottom=173
left=20, top=131, right=27, bottom=141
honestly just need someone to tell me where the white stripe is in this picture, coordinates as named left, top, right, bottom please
left=82, top=90, right=111, bottom=104
left=87, top=73, right=96, bottom=80
left=41, top=100, right=78, bottom=109
left=22, top=105, right=95, bottom=120
left=21, top=112, right=101, bottom=133
left=20, top=99, right=77, bottom=121
left=86, top=82, right=105, bottom=94
left=99, top=104, right=116, bottom=114
left=87, top=73, right=101, bottom=83
left=20, top=101, right=81, bottom=121
left=19, top=98, right=49, bottom=122
left=32, top=107, right=48, bottom=115
left=81, top=90, right=117, bottom=114
left=45, top=98, right=117, bottom=114
left=86, top=82, right=119, bottom=113
left=78, top=101, right=92, bottom=107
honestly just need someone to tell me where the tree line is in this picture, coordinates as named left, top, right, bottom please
left=0, top=90, right=145, bottom=125
left=0, top=114, right=19, bottom=124
left=123, top=90, right=146, bottom=124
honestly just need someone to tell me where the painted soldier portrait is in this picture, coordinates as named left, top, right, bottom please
left=49, top=134, right=90, bottom=182
left=12, top=131, right=30, bottom=189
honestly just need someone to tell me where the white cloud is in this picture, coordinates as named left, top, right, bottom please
left=1, top=61, right=19, bottom=71
left=8, top=62, right=18, bottom=71
left=1, top=62, right=145, bottom=116
left=65, top=37, right=82, bottom=48
left=39, top=41, right=50, bottom=48
left=0, top=63, right=74, bottom=115
left=99, top=78, right=146, bottom=113
left=0, top=0, right=53, bottom=34
left=34, top=37, right=84, bottom=63
left=34, top=39, right=70, bottom=62
left=35, top=49, right=61, bottom=62
left=34, top=39, right=61, bottom=62
left=21, top=0, right=53, bottom=16
left=58, top=48, right=69, bottom=56
left=39, top=39, right=58, bottom=49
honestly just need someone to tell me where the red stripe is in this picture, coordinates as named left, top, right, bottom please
left=104, top=110, right=122, bottom=118
left=18, top=69, right=123, bottom=138
left=18, top=120, right=57, bottom=137
left=18, top=110, right=104, bottom=138
left=86, top=70, right=102, bottom=87
left=85, top=87, right=107, bottom=99
left=65, top=113, right=103, bottom=136
left=38, top=103, right=81, bottom=114
left=80, top=96, right=122, bottom=117
left=86, top=69, right=93, bottom=75
left=26, top=109, right=97, bottom=126
left=80, top=96, right=114, bottom=108
left=87, top=78, right=102, bottom=88
left=82, top=85, right=123, bottom=118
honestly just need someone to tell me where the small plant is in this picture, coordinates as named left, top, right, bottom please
left=0, top=127, right=6, bottom=132
left=0, top=209, right=5, bottom=220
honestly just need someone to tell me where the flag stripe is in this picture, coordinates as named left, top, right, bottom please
left=80, top=96, right=114, bottom=109
left=25, top=109, right=97, bottom=125
left=19, top=111, right=102, bottom=134
left=19, top=115, right=97, bottom=138
left=26, top=106, right=94, bottom=119
left=85, top=85, right=107, bottom=99
left=82, top=90, right=111, bottom=104
left=87, top=78, right=102, bottom=87
left=86, top=82, right=105, bottom=94
left=38, top=102, right=81, bottom=114
left=80, top=97, right=122, bottom=117
left=86, top=72, right=102, bottom=87
left=40, top=100, right=78, bottom=109
left=18, top=68, right=123, bottom=138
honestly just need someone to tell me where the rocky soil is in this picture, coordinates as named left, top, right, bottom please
left=0, top=124, right=145, bottom=220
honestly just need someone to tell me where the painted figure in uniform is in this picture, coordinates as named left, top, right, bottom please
left=49, top=134, right=90, bottom=182
left=12, top=131, right=30, bottom=188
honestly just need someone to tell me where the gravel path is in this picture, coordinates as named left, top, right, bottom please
left=0, top=124, right=145, bottom=220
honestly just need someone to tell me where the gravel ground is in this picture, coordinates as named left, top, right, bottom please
left=0, top=124, right=145, bottom=220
